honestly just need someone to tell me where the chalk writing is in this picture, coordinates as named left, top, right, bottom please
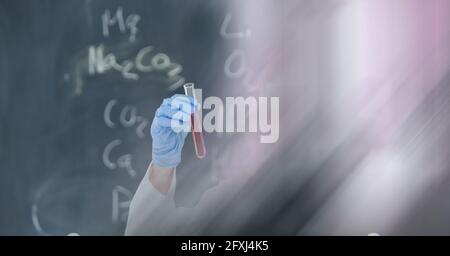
left=220, top=13, right=252, bottom=40
left=221, top=13, right=251, bottom=82
left=103, top=99, right=149, bottom=138
left=112, top=186, right=132, bottom=223
left=102, top=139, right=137, bottom=178
left=88, top=44, right=185, bottom=90
left=102, top=7, right=140, bottom=43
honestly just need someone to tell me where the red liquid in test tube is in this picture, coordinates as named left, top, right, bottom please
left=184, top=83, right=206, bottom=159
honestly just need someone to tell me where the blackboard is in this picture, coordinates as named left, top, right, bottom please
left=0, top=0, right=234, bottom=235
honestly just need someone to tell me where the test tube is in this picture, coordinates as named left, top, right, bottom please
left=183, top=83, right=206, bottom=159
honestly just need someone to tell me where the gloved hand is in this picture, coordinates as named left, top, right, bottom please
left=150, top=94, right=196, bottom=169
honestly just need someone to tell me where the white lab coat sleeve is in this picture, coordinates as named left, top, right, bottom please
left=124, top=164, right=176, bottom=235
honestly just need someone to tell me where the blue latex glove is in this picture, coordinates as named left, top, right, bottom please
left=151, top=94, right=196, bottom=169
